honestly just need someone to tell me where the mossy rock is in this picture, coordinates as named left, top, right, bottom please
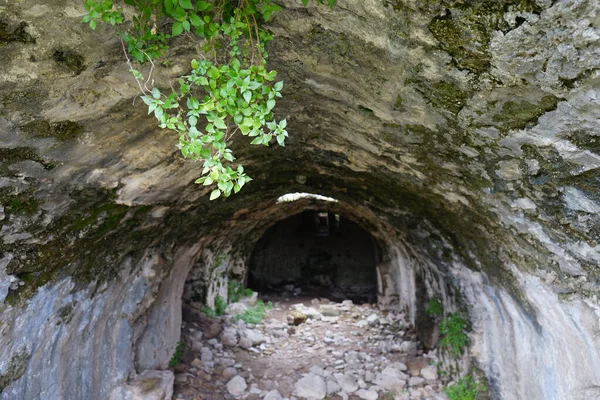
left=427, top=0, right=542, bottom=73
left=21, top=119, right=84, bottom=140
left=0, top=147, right=53, bottom=169
left=52, top=48, right=86, bottom=76
left=0, top=348, right=29, bottom=391
left=492, top=95, right=559, bottom=131
left=0, top=19, right=35, bottom=44
left=408, top=79, right=467, bottom=114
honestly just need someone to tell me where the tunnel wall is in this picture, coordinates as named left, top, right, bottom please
left=1, top=0, right=600, bottom=399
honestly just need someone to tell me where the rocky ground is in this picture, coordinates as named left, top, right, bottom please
left=172, top=292, right=449, bottom=400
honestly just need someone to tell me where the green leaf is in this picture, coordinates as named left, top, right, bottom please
left=152, top=87, right=161, bottom=99
left=243, top=91, right=252, bottom=104
left=191, top=59, right=199, bottom=70
left=189, top=13, right=203, bottom=28
left=302, top=0, right=310, bottom=5
left=274, top=81, right=283, bottom=91
left=267, top=99, right=276, bottom=111
left=210, top=189, right=221, bottom=200
left=207, top=66, right=220, bottom=79
left=172, top=21, right=184, bottom=36
left=250, top=137, right=262, bottom=145
left=277, top=134, right=285, bottom=147
left=197, top=1, right=211, bottom=11
left=179, top=0, right=193, bottom=10
left=90, top=19, right=97, bottom=30
left=182, top=19, right=190, bottom=32
left=214, top=118, right=227, bottom=130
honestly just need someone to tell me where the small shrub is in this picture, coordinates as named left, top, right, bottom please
left=233, top=300, right=270, bottom=324
left=228, top=281, right=254, bottom=303
left=214, top=295, right=226, bottom=316
left=425, top=297, right=443, bottom=318
left=201, top=306, right=216, bottom=318
left=444, top=376, right=486, bottom=400
left=168, top=341, right=184, bottom=368
left=440, top=312, right=468, bottom=357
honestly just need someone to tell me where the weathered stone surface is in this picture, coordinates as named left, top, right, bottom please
left=295, top=373, right=327, bottom=399
left=0, top=1, right=599, bottom=399
left=108, top=370, right=174, bottom=400
left=226, top=375, right=247, bottom=397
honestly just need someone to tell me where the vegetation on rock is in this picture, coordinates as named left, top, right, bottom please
left=232, top=299, right=272, bottom=324
left=444, top=375, right=487, bottom=400
left=440, top=312, right=468, bottom=357
left=168, top=341, right=185, bottom=367
left=82, top=0, right=334, bottom=199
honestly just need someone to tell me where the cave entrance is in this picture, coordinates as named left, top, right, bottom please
left=247, top=210, right=381, bottom=304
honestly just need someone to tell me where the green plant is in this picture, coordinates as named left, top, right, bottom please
left=425, top=296, right=443, bottom=318
left=83, top=0, right=335, bottom=200
left=440, top=312, right=468, bottom=358
left=201, top=305, right=216, bottom=317
left=227, top=280, right=253, bottom=303
left=444, top=376, right=486, bottom=400
left=233, top=299, right=270, bottom=324
left=214, top=294, right=226, bottom=316
left=168, top=341, right=184, bottom=367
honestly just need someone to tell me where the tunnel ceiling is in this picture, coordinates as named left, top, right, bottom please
left=0, top=0, right=599, bottom=322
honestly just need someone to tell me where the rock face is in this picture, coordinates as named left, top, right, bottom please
left=1, top=1, right=600, bottom=400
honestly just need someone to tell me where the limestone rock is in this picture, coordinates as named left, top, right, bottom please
left=421, top=365, right=438, bottom=381
left=226, top=375, right=248, bottom=397
left=109, top=370, right=174, bottom=400
left=334, top=373, right=359, bottom=393
left=374, top=367, right=407, bottom=392
left=356, top=389, right=378, bottom=400
left=295, top=373, right=327, bottom=399
left=264, top=390, right=283, bottom=400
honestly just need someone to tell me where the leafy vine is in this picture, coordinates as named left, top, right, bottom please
left=82, top=0, right=334, bottom=199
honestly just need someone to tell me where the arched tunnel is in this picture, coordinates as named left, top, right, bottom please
left=1, top=1, right=600, bottom=399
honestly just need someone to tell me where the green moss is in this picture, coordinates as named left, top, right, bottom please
left=408, top=79, right=467, bottom=114
left=0, top=188, right=40, bottom=216
left=563, top=131, right=600, bottom=154
left=57, top=303, right=75, bottom=324
left=4, top=189, right=157, bottom=305
left=427, top=0, right=541, bottom=73
left=5, top=197, right=39, bottom=215
left=394, top=94, right=405, bottom=111
left=492, top=95, right=559, bottom=130
left=168, top=341, right=184, bottom=368
left=21, top=120, right=84, bottom=141
left=52, top=48, right=86, bottom=75
left=0, top=19, right=34, bottom=44
left=1, top=89, right=47, bottom=115
left=0, top=348, right=29, bottom=391
left=0, top=147, right=54, bottom=169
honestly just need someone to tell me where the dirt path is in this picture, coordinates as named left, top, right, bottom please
left=173, top=295, right=447, bottom=400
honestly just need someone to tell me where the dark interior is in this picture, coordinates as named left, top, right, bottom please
left=248, top=210, right=381, bottom=303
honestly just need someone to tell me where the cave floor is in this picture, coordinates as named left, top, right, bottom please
left=172, top=296, right=447, bottom=400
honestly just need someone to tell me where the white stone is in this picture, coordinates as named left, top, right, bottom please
left=374, top=367, right=406, bottom=392
left=222, top=367, right=237, bottom=380
left=356, top=389, right=378, bottom=400
left=326, top=379, right=341, bottom=395
left=109, top=370, right=174, bottom=400
left=421, top=365, right=437, bottom=381
left=221, top=327, right=239, bottom=347
left=264, top=389, right=283, bottom=400
left=335, top=373, right=358, bottom=393
left=226, top=375, right=248, bottom=397
left=295, top=373, right=327, bottom=399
